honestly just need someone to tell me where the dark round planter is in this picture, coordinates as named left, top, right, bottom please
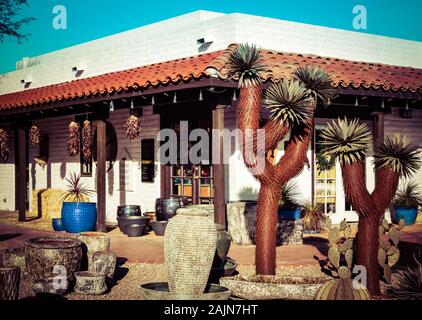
left=213, top=224, right=232, bottom=268
left=392, top=206, right=418, bottom=225
left=52, top=218, right=65, bottom=231
left=61, top=202, right=97, bottom=233
left=278, top=206, right=302, bottom=220
left=117, top=205, right=142, bottom=217
left=150, top=221, right=168, bottom=236
left=0, top=266, right=20, bottom=300
left=155, top=197, right=188, bottom=221
left=116, top=216, right=150, bottom=237
left=24, top=236, right=83, bottom=283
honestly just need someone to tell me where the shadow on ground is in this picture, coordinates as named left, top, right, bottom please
left=0, top=233, right=22, bottom=242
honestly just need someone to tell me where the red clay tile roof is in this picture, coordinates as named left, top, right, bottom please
left=1, top=44, right=421, bottom=111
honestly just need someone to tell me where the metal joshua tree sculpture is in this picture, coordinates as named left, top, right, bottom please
left=226, top=43, right=335, bottom=275
left=319, top=118, right=421, bottom=295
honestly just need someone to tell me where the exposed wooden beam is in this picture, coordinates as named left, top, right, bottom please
left=95, top=119, right=107, bottom=232
left=212, top=105, right=226, bottom=226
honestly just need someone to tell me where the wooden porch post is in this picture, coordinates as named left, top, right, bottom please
left=212, top=105, right=226, bottom=226
left=373, top=112, right=384, bottom=183
left=17, top=126, right=27, bottom=222
left=96, top=119, right=107, bottom=232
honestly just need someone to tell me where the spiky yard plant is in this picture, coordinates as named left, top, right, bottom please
left=393, top=181, right=422, bottom=208
left=302, top=201, right=327, bottom=232
left=227, top=43, right=335, bottom=275
left=386, top=254, right=422, bottom=300
left=62, top=172, right=95, bottom=202
left=320, top=118, right=421, bottom=295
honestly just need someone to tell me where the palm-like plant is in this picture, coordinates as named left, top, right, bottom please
left=393, top=181, right=422, bottom=208
left=318, top=117, right=421, bottom=295
left=227, top=43, right=268, bottom=88
left=293, top=65, right=336, bottom=107
left=301, top=201, right=327, bottom=232
left=226, top=43, right=335, bottom=276
left=264, top=79, right=313, bottom=127
left=62, top=172, right=95, bottom=202
left=319, top=117, right=372, bottom=165
left=374, top=134, right=421, bottom=179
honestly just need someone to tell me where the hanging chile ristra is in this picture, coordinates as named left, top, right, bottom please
left=124, top=114, right=141, bottom=140
left=82, top=120, right=93, bottom=162
left=0, top=128, right=8, bottom=161
left=67, top=121, right=81, bottom=156
left=29, top=125, right=41, bottom=147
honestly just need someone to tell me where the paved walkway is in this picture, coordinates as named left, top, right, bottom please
left=1, top=212, right=422, bottom=267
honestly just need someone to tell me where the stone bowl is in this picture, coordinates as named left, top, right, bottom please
left=25, top=236, right=82, bottom=282
left=209, top=258, right=238, bottom=283
left=219, top=275, right=327, bottom=300
left=139, top=282, right=231, bottom=300
left=74, top=271, right=107, bottom=295
left=125, top=224, right=147, bottom=237
left=150, top=221, right=168, bottom=236
left=117, top=216, right=150, bottom=236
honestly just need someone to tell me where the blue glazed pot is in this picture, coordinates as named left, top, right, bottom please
left=278, top=206, right=302, bottom=220
left=392, top=206, right=418, bottom=225
left=61, top=202, right=97, bottom=233
left=52, top=218, right=65, bottom=231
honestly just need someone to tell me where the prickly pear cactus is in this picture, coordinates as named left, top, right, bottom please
left=378, top=218, right=404, bottom=284
left=325, top=218, right=355, bottom=278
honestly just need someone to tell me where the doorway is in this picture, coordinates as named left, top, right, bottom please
left=159, top=103, right=214, bottom=205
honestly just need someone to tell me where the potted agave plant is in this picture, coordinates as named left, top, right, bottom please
left=278, top=182, right=303, bottom=220
left=61, top=173, right=96, bottom=233
left=301, top=201, right=328, bottom=234
left=391, top=181, right=422, bottom=225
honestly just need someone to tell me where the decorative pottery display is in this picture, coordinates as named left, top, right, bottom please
left=52, top=218, right=65, bottom=231
left=219, top=275, right=326, bottom=300
left=61, top=202, right=97, bottom=233
left=117, top=216, right=150, bottom=237
left=3, top=247, right=26, bottom=277
left=117, top=205, right=142, bottom=217
left=24, top=236, right=82, bottom=283
left=139, top=282, right=231, bottom=300
left=164, top=207, right=217, bottom=294
left=150, top=220, right=168, bottom=236
left=32, top=277, right=69, bottom=296
left=74, top=271, right=107, bottom=295
left=209, top=258, right=238, bottom=284
left=77, top=232, right=110, bottom=269
left=155, top=197, right=188, bottom=221
left=0, top=266, right=20, bottom=300
left=214, top=224, right=232, bottom=267
left=91, top=251, right=117, bottom=283
left=392, top=206, right=418, bottom=225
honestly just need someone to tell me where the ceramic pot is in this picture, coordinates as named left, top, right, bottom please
left=3, top=247, right=26, bottom=278
left=164, top=207, right=217, bottom=294
left=0, top=266, right=20, bottom=300
left=213, top=224, right=232, bottom=268
left=74, top=271, right=107, bottom=295
left=52, top=218, right=65, bottom=231
left=25, top=236, right=82, bottom=283
left=61, top=202, right=97, bottom=233
left=91, top=251, right=117, bottom=284
left=117, top=205, right=142, bottom=217
left=117, top=216, right=150, bottom=237
left=77, top=232, right=110, bottom=270
left=150, top=221, right=168, bottom=236
left=155, top=197, right=188, bottom=221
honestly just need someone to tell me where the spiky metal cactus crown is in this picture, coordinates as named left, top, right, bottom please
left=319, top=117, right=372, bottom=166
left=226, top=43, right=268, bottom=88
left=374, top=134, right=421, bottom=179
left=264, top=79, right=313, bottom=127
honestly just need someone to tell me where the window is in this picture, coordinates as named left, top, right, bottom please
left=315, top=127, right=336, bottom=214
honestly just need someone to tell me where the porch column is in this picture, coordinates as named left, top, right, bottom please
left=373, top=112, right=384, bottom=184
left=17, top=126, right=27, bottom=222
left=96, top=119, right=107, bottom=232
left=212, top=105, right=226, bottom=226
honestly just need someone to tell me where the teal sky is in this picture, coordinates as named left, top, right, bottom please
left=0, top=0, right=421, bottom=74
